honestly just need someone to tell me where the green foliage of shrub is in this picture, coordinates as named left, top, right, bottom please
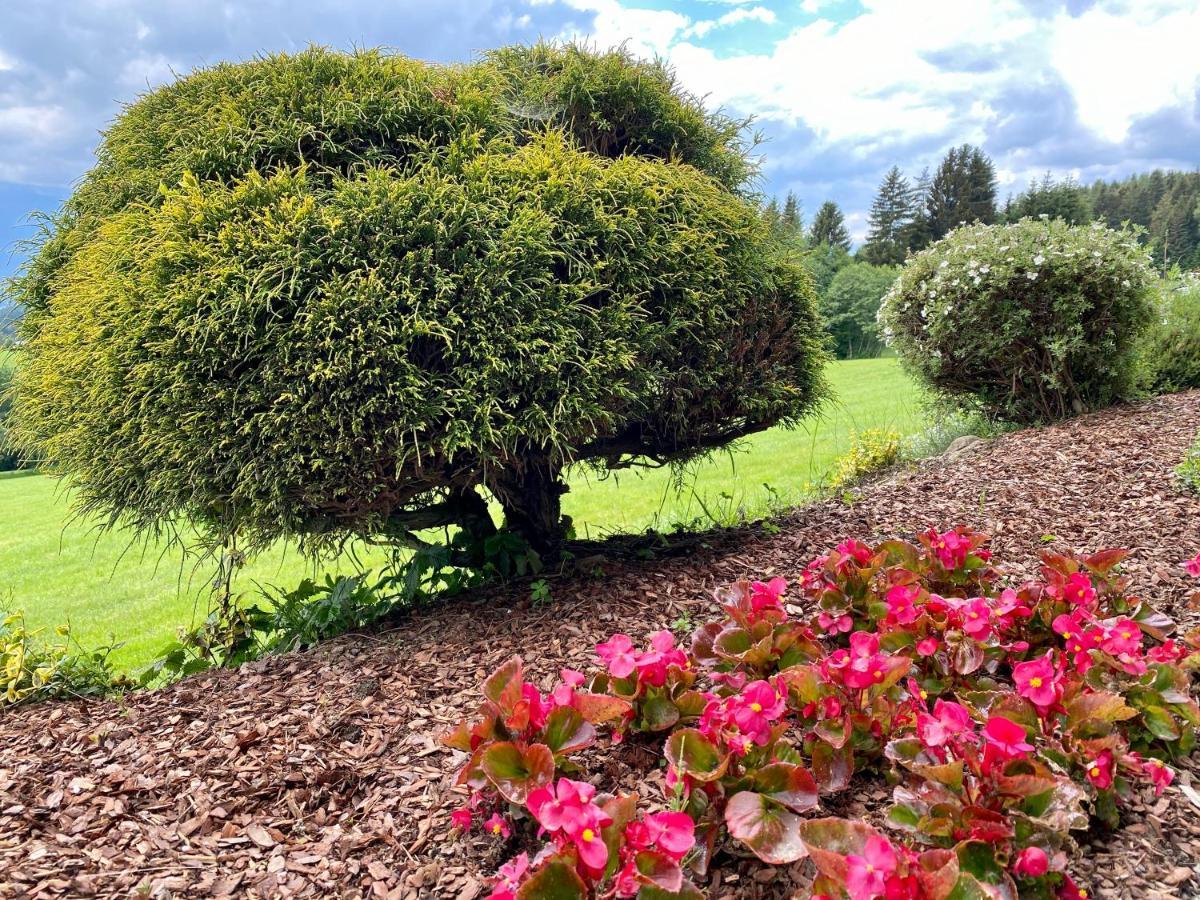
left=1178, top=432, right=1200, bottom=495
left=1138, top=274, right=1200, bottom=394
left=879, top=219, right=1156, bottom=423
left=821, top=262, right=897, bottom=358
left=8, top=45, right=827, bottom=558
left=828, top=428, right=902, bottom=488
left=1, top=612, right=128, bottom=705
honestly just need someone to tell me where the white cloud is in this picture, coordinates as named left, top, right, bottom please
left=0, top=50, right=16, bottom=72
left=0, top=105, right=68, bottom=142
left=118, top=54, right=179, bottom=90
left=557, top=0, right=688, bottom=57
left=685, top=5, right=776, bottom=39
left=1049, top=3, right=1200, bottom=142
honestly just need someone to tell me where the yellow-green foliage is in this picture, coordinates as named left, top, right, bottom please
left=1179, top=432, right=1200, bottom=495
left=1, top=613, right=124, bottom=705
left=9, top=45, right=827, bottom=555
left=829, top=429, right=902, bottom=489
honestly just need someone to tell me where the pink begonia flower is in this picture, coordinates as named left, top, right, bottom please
left=885, top=583, right=921, bottom=625
left=527, top=778, right=612, bottom=871
left=451, top=807, right=473, bottom=831
left=842, top=631, right=891, bottom=690
left=634, top=631, right=688, bottom=687
left=845, top=834, right=897, bottom=900
left=1061, top=572, right=1097, bottom=609
left=522, top=683, right=551, bottom=731
left=917, top=699, right=974, bottom=748
left=641, top=811, right=696, bottom=859
left=961, top=597, right=993, bottom=640
left=818, top=610, right=854, bottom=634
left=488, top=853, right=530, bottom=900
left=729, top=680, right=786, bottom=745
left=1012, top=652, right=1060, bottom=710
left=1101, top=618, right=1142, bottom=656
left=993, top=587, right=1032, bottom=625
left=483, top=813, right=511, bottom=839
left=983, top=716, right=1034, bottom=758
left=1183, top=552, right=1200, bottom=578
left=1012, top=846, right=1049, bottom=878
left=1148, top=640, right=1187, bottom=663
left=526, top=778, right=596, bottom=832
left=596, top=634, right=639, bottom=678
left=928, top=528, right=969, bottom=569
left=1142, top=757, right=1174, bottom=795
left=550, top=669, right=586, bottom=707
left=1085, top=750, right=1114, bottom=790
left=916, top=636, right=939, bottom=657
left=836, top=538, right=874, bottom=567
left=750, top=576, right=788, bottom=613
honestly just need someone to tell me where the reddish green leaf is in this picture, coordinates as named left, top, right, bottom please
left=543, top=706, right=595, bottom=755
left=952, top=639, right=985, bottom=675
left=483, top=657, right=525, bottom=714
left=573, top=691, right=633, bottom=724
left=480, top=741, right=554, bottom=804
left=799, top=817, right=875, bottom=882
left=748, top=763, right=819, bottom=814
left=724, top=791, right=807, bottom=864
left=1065, top=691, right=1137, bottom=730
left=639, top=694, right=681, bottom=732
left=515, top=856, right=587, bottom=899
left=634, top=851, right=683, bottom=892
left=811, top=740, right=853, bottom=793
left=917, top=848, right=960, bottom=900
left=664, top=729, right=729, bottom=782
left=1084, top=548, right=1128, bottom=574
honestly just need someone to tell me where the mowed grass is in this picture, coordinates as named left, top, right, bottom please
left=0, top=357, right=928, bottom=671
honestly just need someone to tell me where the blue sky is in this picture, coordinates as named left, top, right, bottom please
left=1, top=0, right=1198, bottom=279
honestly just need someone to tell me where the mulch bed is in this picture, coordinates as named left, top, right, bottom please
left=2, top=391, right=1199, bottom=900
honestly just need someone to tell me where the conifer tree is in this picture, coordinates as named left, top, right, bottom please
left=926, top=145, right=996, bottom=240
left=809, top=200, right=851, bottom=250
left=861, top=166, right=912, bottom=265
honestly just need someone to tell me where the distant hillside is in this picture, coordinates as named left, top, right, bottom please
left=0, top=299, right=20, bottom=341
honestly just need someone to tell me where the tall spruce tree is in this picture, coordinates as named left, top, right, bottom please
left=1004, top=173, right=1091, bottom=224
left=861, top=166, right=912, bottom=265
left=782, top=192, right=803, bottom=235
left=809, top=200, right=851, bottom=250
left=926, top=144, right=997, bottom=240
left=901, top=167, right=934, bottom=253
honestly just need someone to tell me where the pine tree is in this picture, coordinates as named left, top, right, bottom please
left=926, top=145, right=996, bottom=241
left=901, top=167, right=934, bottom=253
left=861, top=166, right=912, bottom=265
left=1150, top=181, right=1200, bottom=269
left=809, top=200, right=851, bottom=250
left=1004, top=173, right=1091, bottom=224
left=781, top=192, right=802, bottom=235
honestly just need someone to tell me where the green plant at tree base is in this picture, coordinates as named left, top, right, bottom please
left=7, top=44, right=827, bottom=571
left=0, top=611, right=130, bottom=705
left=1178, top=433, right=1200, bottom=495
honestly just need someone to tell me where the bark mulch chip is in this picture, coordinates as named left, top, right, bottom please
left=2, top=391, right=1199, bottom=899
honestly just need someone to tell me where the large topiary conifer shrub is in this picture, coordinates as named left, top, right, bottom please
left=7, top=44, right=827, bottom=560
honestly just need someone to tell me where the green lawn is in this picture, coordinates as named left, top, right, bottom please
left=1, top=357, right=927, bottom=671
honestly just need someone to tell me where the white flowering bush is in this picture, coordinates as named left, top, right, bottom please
left=878, top=218, right=1155, bottom=423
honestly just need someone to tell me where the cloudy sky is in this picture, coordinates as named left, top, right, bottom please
left=1, top=0, right=1198, bottom=276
